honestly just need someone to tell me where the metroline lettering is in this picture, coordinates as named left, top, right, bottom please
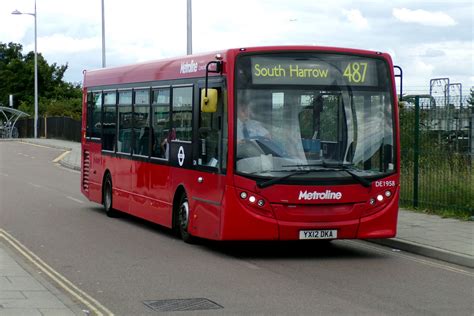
left=180, top=60, right=198, bottom=74
left=298, top=190, right=342, bottom=200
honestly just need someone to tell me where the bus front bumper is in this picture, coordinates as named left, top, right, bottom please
left=220, top=185, right=399, bottom=241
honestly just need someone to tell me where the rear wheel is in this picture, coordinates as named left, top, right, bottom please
left=103, top=175, right=119, bottom=218
left=177, top=194, right=195, bottom=243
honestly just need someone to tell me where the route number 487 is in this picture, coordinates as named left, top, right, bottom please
left=343, top=62, right=368, bottom=83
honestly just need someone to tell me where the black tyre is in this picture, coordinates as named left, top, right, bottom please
left=103, top=174, right=119, bottom=218
left=177, top=194, right=195, bottom=243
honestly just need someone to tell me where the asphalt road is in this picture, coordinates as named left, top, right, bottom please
left=1, top=141, right=473, bottom=315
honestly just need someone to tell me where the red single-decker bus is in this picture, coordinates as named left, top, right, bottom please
left=81, top=46, right=400, bottom=242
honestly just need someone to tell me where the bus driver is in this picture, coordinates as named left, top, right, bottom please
left=236, top=101, right=270, bottom=142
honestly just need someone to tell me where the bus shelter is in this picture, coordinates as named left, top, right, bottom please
left=0, top=106, right=29, bottom=138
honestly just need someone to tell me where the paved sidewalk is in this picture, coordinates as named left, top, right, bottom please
left=373, top=210, right=473, bottom=268
left=0, top=239, right=83, bottom=315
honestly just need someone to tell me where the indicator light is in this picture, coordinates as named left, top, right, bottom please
left=369, top=198, right=376, bottom=205
left=377, top=194, right=384, bottom=202
left=385, top=190, right=392, bottom=198
left=249, top=196, right=256, bottom=203
left=257, top=200, right=265, bottom=207
left=240, top=192, right=247, bottom=199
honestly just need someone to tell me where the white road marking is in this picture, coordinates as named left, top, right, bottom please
left=67, top=196, right=84, bottom=204
left=17, top=153, right=34, bottom=159
left=28, top=182, right=43, bottom=189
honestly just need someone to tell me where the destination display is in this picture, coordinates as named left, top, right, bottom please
left=250, top=56, right=379, bottom=86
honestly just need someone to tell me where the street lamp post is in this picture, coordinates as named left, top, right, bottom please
left=187, top=0, right=192, bottom=55
left=12, top=0, right=38, bottom=138
left=101, top=0, right=106, bottom=67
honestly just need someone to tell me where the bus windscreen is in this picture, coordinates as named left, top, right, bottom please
left=235, top=53, right=395, bottom=181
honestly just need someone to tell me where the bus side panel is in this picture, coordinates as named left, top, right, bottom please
left=87, top=141, right=103, bottom=204
left=219, top=185, right=279, bottom=240
left=127, top=161, right=173, bottom=228
left=147, top=163, right=173, bottom=228
left=187, top=170, right=226, bottom=240
left=129, top=160, right=151, bottom=222
left=111, top=155, right=132, bottom=214
left=357, top=188, right=399, bottom=238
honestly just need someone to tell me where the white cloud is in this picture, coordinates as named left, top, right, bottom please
left=393, top=8, right=457, bottom=27
left=342, top=9, right=369, bottom=30
left=393, top=40, right=473, bottom=93
left=0, top=11, right=32, bottom=43
left=26, top=34, right=100, bottom=54
left=1, top=0, right=471, bottom=92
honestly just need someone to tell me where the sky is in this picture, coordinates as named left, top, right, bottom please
left=1, top=0, right=472, bottom=96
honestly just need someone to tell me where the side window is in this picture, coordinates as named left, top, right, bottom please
left=197, top=87, right=225, bottom=169
left=102, top=91, right=117, bottom=151
left=151, top=88, right=170, bottom=159
left=117, top=90, right=132, bottom=154
left=91, top=92, right=102, bottom=138
left=172, top=86, right=193, bottom=141
left=133, top=89, right=151, bottom=156
left=320, top=95, right=339, bottom=143
left=86, top=92, right=93, bottom=138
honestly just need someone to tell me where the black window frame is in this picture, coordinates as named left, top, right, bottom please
left=151, top=85, right=172, bottom=161
left=86, top=92, right=93, bottom=139
left=132, top=87, right=152, bottom=158
left=171, top=85, right=194, bottom=143
left=117, top=88, right=133, bottom=155
left=91, top=91, right=103, bottom=140
left=194, top=79, right=227, bottom=174
left=101, top=89, right=117, bottom=152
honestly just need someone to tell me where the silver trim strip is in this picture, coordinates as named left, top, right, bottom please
left=192, top=196, right=221, bottom=206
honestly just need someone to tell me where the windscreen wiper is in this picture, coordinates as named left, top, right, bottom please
left=282, top=162, right=372, bottom=188
left=332, top=165, right=371, bottom=188
left=256, top=169, right=321, bottom=189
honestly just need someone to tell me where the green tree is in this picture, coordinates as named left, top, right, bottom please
left=467, top=87, right=474, bottom=106
left=0, top=42, right=81, bottom=118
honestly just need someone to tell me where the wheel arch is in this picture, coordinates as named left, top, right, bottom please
left=172, top=185, right=187, bottom=231
left=101, top=169, right=112, bottom=204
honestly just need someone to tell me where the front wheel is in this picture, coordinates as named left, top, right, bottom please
left=103, top=175, right=119, bottom=218
left=177, top=194, right=195, bottom=243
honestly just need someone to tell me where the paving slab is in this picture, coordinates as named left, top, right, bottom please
left=0, top=242, right=84, bottom=315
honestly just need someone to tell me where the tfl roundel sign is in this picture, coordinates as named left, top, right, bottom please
left=177, top=146, right=185, bottom=166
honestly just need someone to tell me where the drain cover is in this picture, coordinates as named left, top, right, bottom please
left=143, top=298, right=223, bottom=312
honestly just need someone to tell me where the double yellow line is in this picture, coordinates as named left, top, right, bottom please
left=0, top=229, right=113, bottom=316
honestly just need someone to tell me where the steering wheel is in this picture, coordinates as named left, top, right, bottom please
left=253, top=137, right=289, bottom=157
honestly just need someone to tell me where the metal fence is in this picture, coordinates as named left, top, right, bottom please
left=16, top=116, right=81, bottom=142
left=399, top=95, right=473, bottom=216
